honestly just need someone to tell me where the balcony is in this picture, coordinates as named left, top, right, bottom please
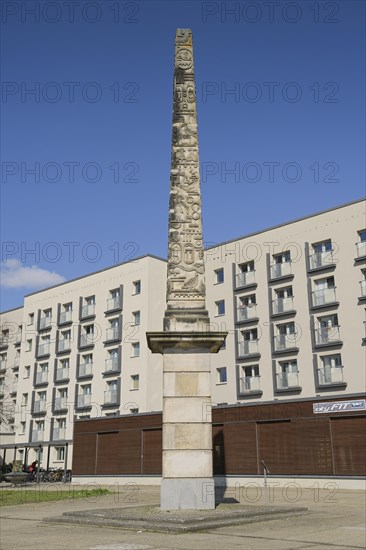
left=273, top=333, right=299, bottom=352
left=276, top=372, right=300, bottom=390
left=79, top=362, right=93, bottom=377
left=54, top=396, right=68, bottom=411
left=104, top=389, right=118, bottom=405
left=0, top=360, right=7, bottom=373
left=77, top=394, right=92, bottom=408
left=59, top=310, right=72, bottom=325
left=314, top=326, right=341, bottom=346
left=52, top=427, right=66, bottom=440
left=239, top=376, right=261, bottom=395
left=33, top=400, right=47, bottom=414
left=311, top=287, right=337, bottom=308
left=360, top=280, right=366, bottom=298
left=55, top=367, right=70, bottom=382
left=104, top=357, right=119, bottom=374
left=35, top=371, right=48, bottom=385
left=355, top=241, right=366, bottom=259
left=37, top=342, right=50, bottom=357
left=308, top=250, right=335, bottom=271
left=238, top=339, right=259, bottom=357
left=81, top=303, right=95, bottom=319
left=31, top=429, right=44, bottom=442
left=39, top=316, right=52, bottom=330
left=317, top=365, right=346, bottom=387
left=236, top=305, right=258, bottom=323
left=270, top=261, right=292, bottom=280
left=79, top=334, right=95, bottom=348
left=106, top=297, right=121, bottom=312
left=57, top=338, right=71, bottom=353
left=105, top=328, right=120, bottom=342
left=236, top=271, right=256, bottom=289
left=272, top=297, right=295, bottom=315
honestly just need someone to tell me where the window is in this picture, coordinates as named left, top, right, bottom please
left=26, top=339, right=32, bottom=351
left=215, top=269, right=224, bottom=284
left=81, top=296, right=95, bottom=318
left=28, top=313, right=34, bottom=325
left=312, top=239, right=332, bottom=253
left=130, top=408, right=139, bottom=414
left=132, top=311, right=140, bottom=325
left=243, top=365, right=259, bottom=378
left=275, top=286, right=293, bottom=299
left=321, top=354, right=342, bottom=368
left=131, top=374, right=139, bottom=390
left=216, top=300, right=225, bottom=316
left=240, top=261, right=254, bottom=273
left=20, top=422, right=26, bottom=434
left=24, top=366, right=30, bottom=378
left=133, top=280, right=141, bottom=295
left=277, top=360, right=299, bottom=389
left=22, top=393, right=28, bottom=406
left=240, top=294, right=256, bottom=307
left=0, top=353, right=6, bottom=368
left=131, top=342, right=140, bottom=357
left=358, top=230, right=366, bottom=242
left=56, top=447, right=65, bottom=461
left=217, top=367, right=227, bottom=384
left=319, top=353, right=343, bottom=384
left=310, top=239, right=334, bottom=268
left=60, top=303, right=72, bottom=324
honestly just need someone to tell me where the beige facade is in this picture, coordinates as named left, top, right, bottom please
left=0, top=199, right=365, bottom=468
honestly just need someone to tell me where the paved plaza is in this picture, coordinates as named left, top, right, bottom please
left=1, top=484, right=365, bottom=549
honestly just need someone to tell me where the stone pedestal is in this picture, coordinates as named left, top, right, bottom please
left=147, top=332, right=227, bottom=510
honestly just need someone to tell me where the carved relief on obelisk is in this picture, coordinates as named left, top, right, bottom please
left=165, top=29, right=209, bottom=331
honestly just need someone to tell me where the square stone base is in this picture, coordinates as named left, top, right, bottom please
left=160, top=478, right=215, bottom=510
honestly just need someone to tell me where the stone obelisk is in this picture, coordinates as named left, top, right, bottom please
left=147, top=29, right=227, bottom=510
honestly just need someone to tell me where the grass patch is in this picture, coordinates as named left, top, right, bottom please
left=0, top=487, right=111, bottom=507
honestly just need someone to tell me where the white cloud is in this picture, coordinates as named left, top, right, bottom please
left=1, top=259, right=66, bottom=290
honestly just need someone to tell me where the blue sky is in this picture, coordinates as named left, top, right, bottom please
left=1, top=0, right=365, bottom=311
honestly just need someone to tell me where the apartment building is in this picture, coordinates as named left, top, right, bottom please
left=0, top=199, right=365, bottom=470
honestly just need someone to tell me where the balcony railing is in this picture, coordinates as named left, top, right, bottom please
left=59, top=310, right=72, bottom=324
left=356, top=241, right=366, bottom=258
left=37, top=342, right=50, bottom=356
left=107, top=297, right=121, bottom=311
left=105, top=357, right=119, bottom=373
left=236, top=270, right=255, bottom=288
left=238, top=339, right=259, bottom=357
left=0, top=360, right=7, bottom=372
left=104, top=389, right=118, bottom=404
left=53, top=428, right=66, bottom=440
left=54, top=396, right=68, bottom=410
left=0, top=336, right=9, bottom=347
left=276, top=371, right=299, bottom=389
left=318, top=365, right=344, bottom=385
left=270, top=261, right=292, bottom=279
left=360, top=280, right=366, bottom=297
left=272, top=297, right=294, bottom=315
left=309, top=250, right=335, bottom=269
left=39, top=316, right=52, bottom=330
left=77, top=394, right=91, bottom=408
left=32, top=429, right=44, bottom=442
left=35, top=371, right=48, bottom=385
left=33, top=400, right=47, bottom=414
left=312, top=287, right=337, bottom=307
left=239, top=376, right=261, bottom=394
left=315, top=326, right=341, bottom=345
left=57, top=338, right=71, bottom=353
left=274, top=333, right=298, bottom=351
left=81, top=304, right=95, bottom=318
left=55, top=367, right=70, bottom=381
left=237, top=305, right=257, bottom=322
left=80, top=334, right=95, bottom=347
left=79, top=362, right=93, bottom=377
left=106, top=328, right=119, bottom=341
